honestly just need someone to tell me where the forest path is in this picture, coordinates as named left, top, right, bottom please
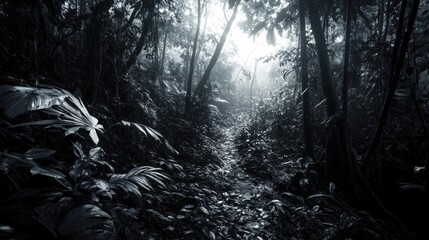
left=208, top=124, right=281, bottom=239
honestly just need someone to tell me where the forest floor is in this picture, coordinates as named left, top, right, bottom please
left=205, top=123, right=285, bottom=239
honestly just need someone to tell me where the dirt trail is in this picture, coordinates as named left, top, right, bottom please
left=208, top=126, right=281, bottom=239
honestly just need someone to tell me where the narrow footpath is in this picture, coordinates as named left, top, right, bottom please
left=207, top=125, right=283, bottom=239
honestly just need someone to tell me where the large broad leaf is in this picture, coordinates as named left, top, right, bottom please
left=58, top=205, right=117, bottom=240
left=2, top=85, right=104, bottom=144
left=0, top=85, right=67, bottom=118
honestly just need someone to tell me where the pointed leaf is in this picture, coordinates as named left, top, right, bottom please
left=24, top=148, right=55, bottom=159
left=30, top=165, right=66, bottom=179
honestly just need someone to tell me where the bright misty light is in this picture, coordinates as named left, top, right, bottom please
left=201, top=1, right=292, bottom=98
left=204, top=2, right=281, bottom=64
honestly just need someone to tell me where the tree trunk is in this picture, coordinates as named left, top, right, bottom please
left=123, top=1, right=155, bottom=77
left=307, top=0, right=359, bottom=196
left=364, top=0, right=421, bottom=160
left=307, top=0, right=337, bottom=116
left=195, top=1, right=210, bottom=75
left=184, top=0, right=202, bottom=116
left=193, top=0, right=240, bottom=97
left=299, top=0, right=314, bottom=160
left=82, top=0, right=113, bottom=104
left=250, top=60, right=258, bottom=109
left=160, top=29, right=168, bottom=79
left=183, top=45, right=190, bottom=89
left=388, top=0, right=407, bottom=85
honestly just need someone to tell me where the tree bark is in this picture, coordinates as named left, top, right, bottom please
left=185, top=0, right=202, bottom=116
left=299, top=0, right=315, bottom=160
left=193, top=0, right=240, bottom=97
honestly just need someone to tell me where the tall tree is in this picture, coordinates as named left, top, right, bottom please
left=299, top=0, right=314, bottom=160
left=193, top=0, right=241, bottom=97
left=185, top=0, right=202, bottom=116
left=82, top=0, right=114, bottom=105
left=307, top=0, right=359, bottom=195
left=306, top=0, right=337, bottom=116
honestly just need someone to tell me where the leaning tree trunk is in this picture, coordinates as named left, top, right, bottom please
left=299, top=0, right=315, bottom=160
left=193, top=0, right=240, bottom=97
left=123, top=1, right=156, bottom=77
left=184, top=0, right=202, bottom=116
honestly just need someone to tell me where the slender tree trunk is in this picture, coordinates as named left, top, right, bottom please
left=250, top=60, right=258, bottom=108
left=116, top=2, right=142, bottom=34
left=160, top=29, right=168, bottom=79
left=378, top=0, right=385, bottom=40
left=307, top=0, right=337, bottom=116
left=195, top=2, right=210, bottom=74
left=82, top=0, right=113, bottom=104
left=389, top=0, right=407, bottom=84
left=343, top=0, right=352, bottom=133
left=123, top=2, right=155, bottom=77
left=299, top=0, right=314, bottom=160
left=184, top=0, right=202, bottom=116
left=183, top=45, right=191, bottom=89
left=193, top=0, right=240, bottom=97
left=307, top=0, right=360, bottom=197
left=364, top=0, right=420, bottom=160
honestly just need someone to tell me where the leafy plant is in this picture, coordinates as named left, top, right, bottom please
left=0, top=85, right=104, bottom=144
left=58, top=204, right=117, bottom=240
left=0, top=148, right=71, bottom=189
left=69, top=142, right=114, bottom=180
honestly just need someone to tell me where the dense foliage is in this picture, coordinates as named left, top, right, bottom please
left=0, top=0, right=428, bottom=239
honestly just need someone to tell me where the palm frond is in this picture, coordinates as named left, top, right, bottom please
left=109, top=166, right=169, bottom=198
left=119, top=120, right=179, bottom=154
